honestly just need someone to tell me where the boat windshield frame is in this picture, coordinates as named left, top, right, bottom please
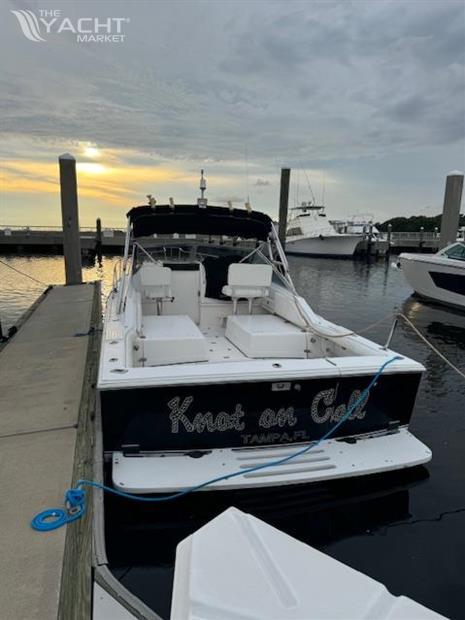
left=441, top=241, right=465, bottom=262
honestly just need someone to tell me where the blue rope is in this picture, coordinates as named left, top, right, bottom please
left=31, top=356, right=400, bottom=531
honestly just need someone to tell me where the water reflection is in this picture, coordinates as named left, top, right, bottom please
left=0, top=253, right=121, bottom=327
left=1, top=253, right=464, bottom=619
left=106, top=468, right=428, bottom=619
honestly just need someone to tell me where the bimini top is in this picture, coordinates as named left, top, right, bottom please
left=126, top=204, right=273, bottom=240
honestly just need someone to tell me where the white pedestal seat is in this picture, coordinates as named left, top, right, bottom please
left=222, top=263, right=273, bottom=313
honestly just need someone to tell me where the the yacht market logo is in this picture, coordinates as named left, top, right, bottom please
left=11, top=9, right=129, bottom=43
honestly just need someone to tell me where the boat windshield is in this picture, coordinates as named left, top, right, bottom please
left=131, top=237, right=289, bottom=294
left=443, top=242, right=465, bottom=262
left=133, top=240, right=255, bottom=266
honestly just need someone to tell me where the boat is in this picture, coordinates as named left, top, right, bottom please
left=167, top=507, right=445, bottom=620
left=93, top=173, right=432, bottom=618
left=285, top=202, right=361, bottom=257
left=331, top=214, right=390, bottom=257
left=97, top=174, right=430, bottom=496
left=399, top=241, right=465, bottom=310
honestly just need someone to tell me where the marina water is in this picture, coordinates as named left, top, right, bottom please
left=1, top=253, right=463, bottom=619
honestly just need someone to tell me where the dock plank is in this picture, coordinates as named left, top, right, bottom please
left=0, top=285, right=94, bottom=436
left=0, top=283, right=99, bottom=620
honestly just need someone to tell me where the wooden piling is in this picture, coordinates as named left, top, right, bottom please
left=278, top=168, right=291, bottom=249
left=95, top=218, right=103, bottom=263
left=59, top=154, right=82, bottom=285
left=385, top=224, right=392, bottom=260
left=439, top=171, right=464, bottom=249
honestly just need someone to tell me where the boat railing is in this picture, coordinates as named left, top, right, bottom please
left=117, top=249, right=135, bottom=314
left=297, top=225, right=338, bottom=237
left=111, top=259, right=122, bottom=293
left=390, top=231, right=438, bottom=240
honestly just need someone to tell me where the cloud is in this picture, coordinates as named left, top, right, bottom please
left=2, top=0, right=463, bottom=160
left=0, top=0, right=464, bottom=224
left=214, top=195, right=245, bottom=204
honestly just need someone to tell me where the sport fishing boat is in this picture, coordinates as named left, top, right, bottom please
left=286, top=202, right=361, bottom=257
left=93, top=174, right=432, bottom=619
left=399, top=241, right=465, bottom=310
left=97, top=175, right=431, bottom=498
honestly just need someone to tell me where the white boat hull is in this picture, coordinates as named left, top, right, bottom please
left=286, top=234, right=361, bottom=257
left=400, top=253, right=465, bottom=310
left=171, top=507, right=446, bottom=620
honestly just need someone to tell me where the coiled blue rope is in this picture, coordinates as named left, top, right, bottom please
left=31, top=356, right=400, bottom=531
left=31, top=489, right=86, bottom=531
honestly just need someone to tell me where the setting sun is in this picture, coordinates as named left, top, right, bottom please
left=82, top=145, right=100, bottom=159
left=76, top=162, right=106, bottom=175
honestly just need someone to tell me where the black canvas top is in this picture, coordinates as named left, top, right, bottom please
left=126, top=204, right=273, bottom=240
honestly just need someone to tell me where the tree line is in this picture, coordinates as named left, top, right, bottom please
left=376, top=214, right=465, bottom=232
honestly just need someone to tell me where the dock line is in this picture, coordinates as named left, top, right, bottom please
left=303, top=310, right=465, bottom=381
left=397, top=313, right=465, bottom=380
left=31, top=356, right=400, bottom=532
left=0, top=423, right=78, bottom=440
left=0, top=258, right=48, bottom=286
left=74, top=326, right=102, bottom=337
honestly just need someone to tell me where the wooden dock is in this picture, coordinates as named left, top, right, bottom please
left=0, top=226, right=125, bottom=254
left=0, top=283, right=101, bottom=620
left=1, top=226, right=452, bottom=256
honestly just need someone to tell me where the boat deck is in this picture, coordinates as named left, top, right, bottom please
left=202, top=326, right=245, bottom=362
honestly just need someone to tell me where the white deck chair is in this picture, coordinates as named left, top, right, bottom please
left=222, top=263, right=273, bottom=313
left=138, top=263, right=173, bottom=315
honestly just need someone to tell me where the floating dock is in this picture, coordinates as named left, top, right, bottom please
left=0, top=226, right=125, bottom=254
left=0, top=226, right=454, bottom=256
left=0, top=283, right=100, bottom=620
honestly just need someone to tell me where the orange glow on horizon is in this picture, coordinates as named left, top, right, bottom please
left=77, top=162, right=107, bottom=175
left=1, top=157, right=201, bottom=208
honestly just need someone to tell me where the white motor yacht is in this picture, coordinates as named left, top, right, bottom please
left=97, top=179, right=431, bottom=497
left=286, top=203, right=361, bottom=257
left=399, top=241, right=465, bottom=310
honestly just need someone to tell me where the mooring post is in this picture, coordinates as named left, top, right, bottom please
left=439, top=171, right=464, bottom=250
left=59, top=154, right=82, bottom=285
left=95, top=217, right=102, bottom=263
left=278, top=168, right=291, bottom=249
left=387, top=223, right=392, bottom=245
left=385, top=223, right=392, bottom=260
left=367, top=223, right=374, bottom=256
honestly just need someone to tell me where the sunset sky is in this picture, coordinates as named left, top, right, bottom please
left=1, top=0, right=464, bottom=228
